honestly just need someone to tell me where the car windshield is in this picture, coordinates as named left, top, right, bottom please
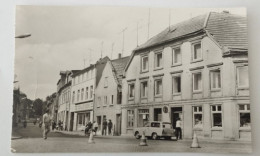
left=151, top=122, right=160, bottom=127
left=162, top=123, right=172, bottom=128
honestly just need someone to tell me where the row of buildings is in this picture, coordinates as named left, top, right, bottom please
left=49, top=11, right=250, bottom=140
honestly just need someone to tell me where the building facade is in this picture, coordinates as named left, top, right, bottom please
left=121, top=12, right=250, bottom=140
left=70, top=65, right=96, bottom=131
left=94, top=55, right=130, bottom=135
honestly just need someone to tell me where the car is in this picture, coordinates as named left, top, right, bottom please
left=134, top=121, right=176, bottom=140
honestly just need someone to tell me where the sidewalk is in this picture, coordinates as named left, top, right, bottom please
left=11, top=123, right=23, bottom=140
left=55, top=130, right=251, bottom=144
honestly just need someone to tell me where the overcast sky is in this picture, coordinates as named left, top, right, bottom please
left=14, top=6, right=246, bottom=100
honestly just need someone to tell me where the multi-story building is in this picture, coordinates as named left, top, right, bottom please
left=70, top=65, right=97, bottom=131
left=94, top=54, right=130, bottom=135
left=57, top=70, right=78, bottom=130
left=121, top=12, right=249, bottom=140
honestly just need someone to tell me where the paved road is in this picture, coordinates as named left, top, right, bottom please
left=11, top=123, right=252, bottom=154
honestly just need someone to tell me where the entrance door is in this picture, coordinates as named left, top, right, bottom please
left=116, top=114, right=121, bottom=136
left=171, top=107, right=183, bottom=129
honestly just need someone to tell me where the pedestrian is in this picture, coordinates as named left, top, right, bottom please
left=102, top=119, right=107, bottom=136
left=85, top=121, right=92, bottom=136
left=52, top=120, right=56, bottom=131
left=42, top=109, right=51, bottom=140
left=23, top=120, right=27, bottom=128
left=108, top=119, right=113, bottom=135
left=93, top=121, right=98, bottom=135
left=176, top=117, right=182, bottom=140
left=58, top=120, right=61, bottom=131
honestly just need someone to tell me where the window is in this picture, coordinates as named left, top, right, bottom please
left=90, top=86, right=93, bottom=98
left=193, top=72, right=202, bottom=92
left=172, top=48, right=181, bottom=64
left=104, top=77, right=108, bottom=88
left=72, top=91, right=75, bottom=103
left=81, top=88, right=84, bottom=101
left=155, top=79, right=162, bottom=96
left=193, top=106, right=203, bottom=129
left=211, top=105, right=222, bottom=128
left=239, top=104, right=251, bottom=128
left=85, top=87, right=88, bottom=100
left=192, top=43, right=202, bottom=61
left=172, top=75, right=181, bottom=93
left=155, top=52, right=163, bottom=68
left=210, top=69, right=221, bottom=90
left=117, top=92, right=122, bottom=104
left=141, top=56, right=149, bottom=72
left=128, top=84, right=135, bottom=99
left=141, top=81, right=148, bottom=98
left=110, top=95, right=114, bottom=105
left=77, top=90, right=80, bottom=102
left=138, top=109, right=149, bottom=127
left=237, top=66, right=249, bottom=88
left=127, top=110, right=134, bottom=128
left=104, top=96, right=108, bottom=105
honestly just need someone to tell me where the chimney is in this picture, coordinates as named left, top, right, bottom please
left=118, top=53, right=122, bottom=59
left=222, top=10, right=230, bottom=14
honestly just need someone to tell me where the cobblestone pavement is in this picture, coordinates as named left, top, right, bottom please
left=11, top=123, right=252, bottom=154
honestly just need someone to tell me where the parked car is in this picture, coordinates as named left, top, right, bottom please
left=134, top=121, right=176, bottom=140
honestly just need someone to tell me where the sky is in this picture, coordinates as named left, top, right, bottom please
left=14, top=6, right=246, bottom=100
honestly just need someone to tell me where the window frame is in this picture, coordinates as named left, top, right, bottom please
left=128, top=83, right=135, bottom=100
left=90, top=85, right=93, bottom=99
left=210, top=68, right=222, bottom=91
left=85, top=87, right=89, bottom=100
left=141, top=55, right=149, bottom=73
left=140, top=80, right=148, bottom=98
left=104, top=77, right=108, bottom=88
left=154, top=51, right=163, bottom=70
left=172, top=47, right=182, bottom=66
left=238, top=104, right=251, bottom=130
left=236, top=65, right=249, bottom=89
left=191, top=42, right=203, bottom=62
left=192, top=71, right=203, bottom=93
left=192, top=106, right=203, bottom=130
left=172, top=74, right=182, bottom=95
left=211, top=105, right=223, bottom=129
left=154, top=78, right=163, bottom=97
left=127, top=110, right=135, bottom=128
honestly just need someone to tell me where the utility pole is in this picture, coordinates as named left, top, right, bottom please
left=100, top=41, right=103, bottom=59
left=169, top=8, right=171, bottom=31
left=147, top=8, right=151, bottom=40
left=119, top=27, right=127, bottom=57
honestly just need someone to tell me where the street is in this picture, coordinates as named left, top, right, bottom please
left=11, top=123, right=252, bottom=153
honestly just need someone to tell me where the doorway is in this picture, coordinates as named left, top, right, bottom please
left=116, top=114, right=121, bottom=136
left=171, top=107, right=183, bottom=129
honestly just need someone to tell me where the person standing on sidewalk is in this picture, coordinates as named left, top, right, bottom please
left=176, top=118, right=182, bottom=140
left=42, top=109, right=51, bottom=140
left=102, top=119, right=107, bottom=136
left=108, top=120, right=113, bottom=135
left=93, top=121, right=98, bottom=135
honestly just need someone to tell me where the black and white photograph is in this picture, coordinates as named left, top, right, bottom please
left=9, top=4, right=253, bottom=154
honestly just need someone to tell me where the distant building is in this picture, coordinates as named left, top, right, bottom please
left=121, top=12, right=249, bottom=140
left=94, top=54, right=130, bottom=135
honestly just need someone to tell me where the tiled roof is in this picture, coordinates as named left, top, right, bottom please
left=206, top=12, right=247, bottom=50
left=111, top=56, right=130, bottom=85
left=134, top=12, right=247, bottom=52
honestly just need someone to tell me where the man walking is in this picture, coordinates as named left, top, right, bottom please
left=176, top=118, right=182, bottom=140
left=108, top=119, right=113, bottom=135
left=43, top=109, right=51, bottom=140
left=102, top=119, right=107, bottom=136
left=93, top=121, right=98, bottom=135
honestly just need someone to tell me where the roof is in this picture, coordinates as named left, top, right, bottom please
left=95, top=56, right=110, bottom=87
left=135, top=12, right=247, bottom=52
left=111, top=56, right=130, bottom=85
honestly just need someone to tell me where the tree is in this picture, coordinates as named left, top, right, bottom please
left=33, top=98, right=44, bottom=116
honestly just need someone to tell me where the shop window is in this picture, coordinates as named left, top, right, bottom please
left=154, top=108, right=162, bottom=121
left=141, top=81, right=148, bottom=98
left=210, top=69, right=221, bottom=90
left=172, top=47, right=181, bottom=65
left=155, top=79, right=162, bottom=96
left=141, top=55, right=149, bottom=72
left=239, top=104, right=251, bottom=128
left=193, top=106, right=203, bottom=129
left=237, top=66, right=249, bottom=88
left=193, top=72, right=202, bottom=92
left=173, top=75, right=181, bottom=93
left=192, top=43, right=202, bottom=61
left=128, top=84, right=135, bottom=99
left=138, top=109, right=149, bottom=127
left=155, top=52, right=163, bottom=68
left=211, top=105, right=222, bottom=128
left=127, top=110, right=134, bottom=128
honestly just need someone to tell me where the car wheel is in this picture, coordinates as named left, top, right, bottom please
left=135, top=131, right=141, bottom=139
left=152, top=133, right=158, bottom=140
